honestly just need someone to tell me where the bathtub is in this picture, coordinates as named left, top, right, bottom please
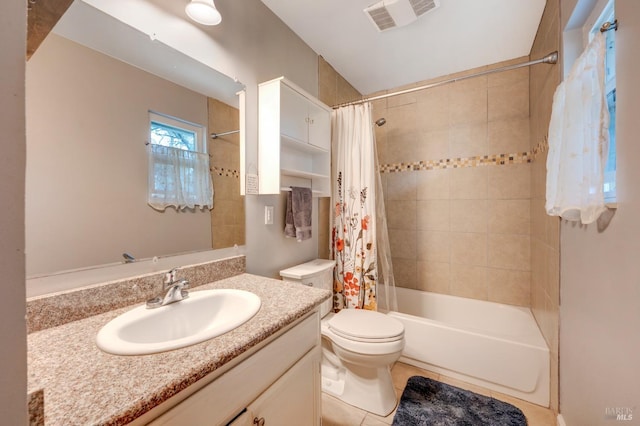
left=387, top=287, right=549, bottom=407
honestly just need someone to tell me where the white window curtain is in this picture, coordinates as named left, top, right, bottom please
left=546, top=32, right=609, bottom=224
left=147, top=144, right=213, bottom=211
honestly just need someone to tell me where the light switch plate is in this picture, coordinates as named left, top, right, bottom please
left=265, top=205, right=274, bottom=225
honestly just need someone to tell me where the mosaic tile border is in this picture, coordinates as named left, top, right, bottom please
left=380, top=138, right=549, bottom=174
left=211, top=166, right=240, bottom=178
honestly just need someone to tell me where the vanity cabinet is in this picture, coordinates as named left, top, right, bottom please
left=229, top=348, right=319, bottom=426
left=147, top=312, right=321, bottom=426
left=258, top=77, right=332, bottom=196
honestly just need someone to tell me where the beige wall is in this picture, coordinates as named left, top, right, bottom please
left=0, top=0, right=27, bottom=422
left=559, top=0, right=640, bottom=423
left=317, top=57, right=362, bottom=260
left=26, top=34, right=212, bottom=276
left=372, top=60, right=532, bottom=306
left=529, top=0, right=561, bottom=413
left=208, top=99, right=245, bottom=249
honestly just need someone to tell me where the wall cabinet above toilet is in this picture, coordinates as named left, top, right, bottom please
left=258, top=77, right=332, bottom=196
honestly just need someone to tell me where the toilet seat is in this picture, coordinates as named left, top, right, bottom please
left=322, top=310, right=405, bottom=356
left=327, top=309, right=404, bottom=343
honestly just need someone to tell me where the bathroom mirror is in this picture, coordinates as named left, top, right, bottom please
left=25, top=1, right=245, bottom=279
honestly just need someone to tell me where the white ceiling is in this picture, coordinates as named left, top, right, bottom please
left=260, top=0, right=546, bottom=95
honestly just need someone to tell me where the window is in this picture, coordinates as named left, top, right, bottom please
left=590, top=2, right=616, bottom=201
left=147, top=111, right=213, bottom=210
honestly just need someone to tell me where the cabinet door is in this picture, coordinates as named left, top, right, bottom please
left=247, top=347, right=321, bottom=426
left=307, top=101, right=331, bottom=151
left=280, top=84, right=309, bottom=143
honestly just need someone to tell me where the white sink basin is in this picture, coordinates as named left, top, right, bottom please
left=96, top=289, right=261, bottom=355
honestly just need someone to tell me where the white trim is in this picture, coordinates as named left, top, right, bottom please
left=557, top=413, right=567, bottom=426
left=583, top=0, right=614, bottom=43
left=149, top=110, right=207, bottom=153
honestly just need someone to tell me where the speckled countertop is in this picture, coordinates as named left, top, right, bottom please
left=27, top=273, right=331, bottom=426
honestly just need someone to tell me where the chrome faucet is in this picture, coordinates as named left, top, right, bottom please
left=146, top=268, right=190, bottom=308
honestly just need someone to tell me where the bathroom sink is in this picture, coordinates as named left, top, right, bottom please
left=96, top=289, right=261, bottom=355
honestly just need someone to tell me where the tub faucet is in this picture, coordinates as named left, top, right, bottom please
left=146, top=268, right=190, bottom=308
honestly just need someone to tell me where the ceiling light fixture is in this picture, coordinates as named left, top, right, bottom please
left=185, top=0, right=222, bottom=26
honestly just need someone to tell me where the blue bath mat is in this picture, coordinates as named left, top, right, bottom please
left=392, top=376, right=527, bottom=426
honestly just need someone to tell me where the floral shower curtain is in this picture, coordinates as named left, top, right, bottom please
left=332, top=103, right=396, bottom=311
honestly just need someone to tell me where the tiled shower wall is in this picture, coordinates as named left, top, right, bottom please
left=372, top=58, right=533, bottom=306
left=317, top=56, right=362, bottom=260
left=208, top=98, right=245, bottom=249
left=529, top=0, right=561, bottom=412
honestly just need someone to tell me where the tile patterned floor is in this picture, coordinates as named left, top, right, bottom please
left=321, top=362, right=557, bottom=426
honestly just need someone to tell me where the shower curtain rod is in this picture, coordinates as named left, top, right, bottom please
left=210, top=129, right=240, bottom=139
left=333, top=51, right=559, bottom=109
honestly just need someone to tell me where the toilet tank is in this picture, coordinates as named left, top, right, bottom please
left=280, top=259, right=335, bottom=317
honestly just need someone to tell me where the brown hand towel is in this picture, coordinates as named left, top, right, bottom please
left=284, top=190, right=296, bottom=238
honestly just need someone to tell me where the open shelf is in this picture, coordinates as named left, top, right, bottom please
left=281, top=168, right=329, bottom=180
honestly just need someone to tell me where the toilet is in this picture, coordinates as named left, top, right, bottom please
left=280, top=259, right=405, bottom=417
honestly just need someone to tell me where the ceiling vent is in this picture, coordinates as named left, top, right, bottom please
left=364, top=0, right=439, bottom=32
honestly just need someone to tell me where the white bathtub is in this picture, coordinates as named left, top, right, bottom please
left=388, top=287, right=550, bottom=407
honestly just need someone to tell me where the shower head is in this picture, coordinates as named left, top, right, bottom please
left=375, top=118, right=386, bottom=127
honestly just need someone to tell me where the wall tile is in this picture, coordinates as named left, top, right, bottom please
left=488, top=59, right=529, bottom=88
left=387, top=82, right=418, bottom=108
left=417, top=230, right=450, bottom=263
left=384, top=130, right=419, bottom=163
left=416, top=85, right=449, bottom=132
left=449, top=123, right=488, bottom=158
left=417, top=261, right=450, bottom=294
left=451, top=167, right=488, bottom=199
left=450, top=199, right=488, bottom=233
left=530, top=198, right=546, bottom=241
left=488, top=199, right=530, bottom=235
left=450, top=232, right=487, bottom=266
left=488, top=79, right=529, bottom=121
left=488, top=164, right=531, bottom=199
left=488, top=234, right=530, bottom=271
left=451, top=265, right=488, bottom=300
left=450, top=85, right=488, bottom=126
left=417, top=200, right=450, bottom=231
left=545, top=214, right=560, bottom=250
left=392, top=257, right=417, bottom=289
left=487, top=268, right=531, bottom=306
left=417, top=129, right=450, bottom=160
left=375, top=133, right=388, bottom=165
left=387, top=103, right=417, bottom=133
left=389, top=229, right=417, bottom=259
left=386, top=200, right=416, bottom=230
left=488, top=117, right=530, bottom=155
left=386, top=172, right=417, bottom=201
left=351, top=40, right=561, bottom=318
left=336, top=74, right=361, bottom=105
left=416, top=169, right=450, bottom=200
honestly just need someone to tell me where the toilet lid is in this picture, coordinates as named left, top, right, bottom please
left=328, top=309, right=404, bottom=342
